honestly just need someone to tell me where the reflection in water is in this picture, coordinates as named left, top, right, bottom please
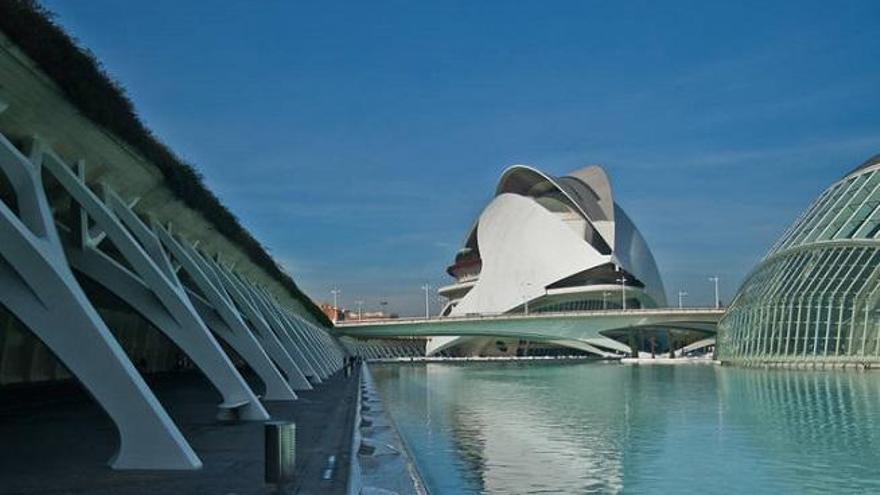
left=371, top=362, right=880, bottom=495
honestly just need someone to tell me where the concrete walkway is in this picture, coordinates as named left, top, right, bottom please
left=0, top=369, right=359, bottom=494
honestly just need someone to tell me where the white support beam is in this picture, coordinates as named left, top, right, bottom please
left=184, top=288, right=296, bottom=400
left=253, top=288, right=328, bottom=380
left=151, top=223, right=296, bottom=401
left=245, top=284, right=331, bottom=379
left=213, top=259, right=323, bottom=384
left=256, top=286, right=337, bottom=375
left=0, top=133, right=200, bottom=469
left=37, top=141, right=268, bottom=421
left=199, top=254, right=314, bottom=390
left=197, top=247, right=314, bottom=390
left=292, top=310, right=343, bottom=368
left=317, top=327, right=345, bottom=370
left=288, top=312, right=338, bottom=374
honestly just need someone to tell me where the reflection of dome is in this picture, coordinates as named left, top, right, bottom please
left=719, top=154, right=880, bottom=365
left=434, top=164, right=666, bottom=356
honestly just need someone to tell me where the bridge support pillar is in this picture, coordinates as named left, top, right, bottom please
left=628, top=332, right=638, bottom=358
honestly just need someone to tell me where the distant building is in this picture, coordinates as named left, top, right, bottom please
left=433, top=164, right=666, bottom=356
left=352, top=311, right=396, bottom=321
left=320, top=304, right=397, bottom=323
left=719, top=154, right=880, bottom=366
left=320, top=303, right=344, bottom=322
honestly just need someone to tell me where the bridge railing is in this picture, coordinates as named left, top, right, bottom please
left=336, top=307, right=726, bottom=327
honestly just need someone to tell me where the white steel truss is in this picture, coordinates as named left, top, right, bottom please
left=0, top=132, right=346, bottom=469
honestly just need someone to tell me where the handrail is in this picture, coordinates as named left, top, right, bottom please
left=336, top=307, right=726, bottom=327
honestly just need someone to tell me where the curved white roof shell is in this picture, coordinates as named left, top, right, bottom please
left=448, top=163, right=667, bottom=315
left=432, top=163, right=667, bottom=356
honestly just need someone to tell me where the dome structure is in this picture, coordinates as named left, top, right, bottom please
left=433, top=164, right=666, bottom=356
left=718, top=154, right=880, bottom=365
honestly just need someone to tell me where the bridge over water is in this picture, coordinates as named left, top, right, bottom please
left=337, top=308, right=726, bottom=356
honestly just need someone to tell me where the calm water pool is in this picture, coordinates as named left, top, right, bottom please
left=370, top=361, right=880, bottom=494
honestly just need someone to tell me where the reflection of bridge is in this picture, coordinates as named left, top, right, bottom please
left=338, top=308, right=725, bottom=356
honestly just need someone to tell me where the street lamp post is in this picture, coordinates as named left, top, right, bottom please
left=330, top=287, right=341, bottom=320
left=421, top=284, right=432, bottom=320
left=616, top=277, right=627, bottom=310
left=330, top=287, right=342, bottom=321
left=355, top=300, right=364, bottom=320
left=709, top=276, right=720, bottom=309
left=331, top=287, right=341, bottom=309
left=678, top=291, right=688, bottom=309
left=520, top=281, right=533, bottom=315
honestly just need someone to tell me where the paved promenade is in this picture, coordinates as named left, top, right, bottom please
left=0, top=369, right=358, bottom=494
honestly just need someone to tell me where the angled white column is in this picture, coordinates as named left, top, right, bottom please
left=229, top=280, right=327, bottom=383
left=37, top=144, right=267, bottom=421
left=289, top=316, right=335, bottom=375
left=313, top=323, right=345, bottom=369
left=290, top=311, right=342, bottom=369
left=67, top=207, right=296, bottom=403
left=268, top=297, right=336, bottom=375
left=307, top=325, right=340, bottom=370
left=245, top=285, right=330, bottom=379
left=249, top=285, right=332, bottom=378
left=157, top=229, right=310, bottom=392
left=66, top=240, right=295, bottom=402
left=318, top=331, right=344, bottom=370
left=199, top=256, right=313, bottom=390
left=151, top=224, right=296, bottom=401
left=184, top=290, right=295, bottom=400
left=213, top=261, right=322, bottom=385
left=325, top=329, right=345, bottom=365
left=308, top=321, right=342, bottom=365
left=0, top=134, right=200, bottom=469
left=287, top=313, right=336, bottom=376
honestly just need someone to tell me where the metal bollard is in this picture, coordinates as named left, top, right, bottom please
left=265, top=421, right=296, bottom=484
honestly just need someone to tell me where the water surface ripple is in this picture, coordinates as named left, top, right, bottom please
left=370, top=362, right=880, bottom=494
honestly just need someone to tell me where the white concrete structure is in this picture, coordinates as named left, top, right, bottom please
left=0, top=28, right=345, bottom=470
left=435, top=165, right=666, bottom=356
left=0, top=132, right=346, bottom=469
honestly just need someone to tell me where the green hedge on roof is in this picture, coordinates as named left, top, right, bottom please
left=0, top=0, right=331, bottom=327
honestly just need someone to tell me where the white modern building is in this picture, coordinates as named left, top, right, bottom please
left=433, top=165, right=666, bottom=356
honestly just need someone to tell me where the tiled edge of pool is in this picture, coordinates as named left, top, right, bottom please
left=347, top=363, right=428, bottom=495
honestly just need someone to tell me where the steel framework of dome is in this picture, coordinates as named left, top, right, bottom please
left=718, top=155, right=880, bottom=365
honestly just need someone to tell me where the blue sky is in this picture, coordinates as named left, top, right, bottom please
left=43, top=0, right=880, bottom=315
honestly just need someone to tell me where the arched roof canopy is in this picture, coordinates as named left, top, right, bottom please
left=844, top=154, right=880, bottom=179
left=496, top=165, right=614, bottom=253
left=563, top=165, right=615, bottom=222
